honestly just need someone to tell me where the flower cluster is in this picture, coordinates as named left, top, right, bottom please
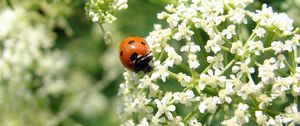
left=119, top=0, right=300, bottom=125
left=85, top=0, right=128, bottom=24
left=0, top=1, right=109, bottom=125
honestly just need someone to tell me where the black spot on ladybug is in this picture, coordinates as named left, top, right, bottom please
left=141, top=41, right=146, bottom=45
left=128, top=40, right=135, bottom=44
left=120, top=51, right=123, bottom=56
left=130, top=52, right=138, bottom=61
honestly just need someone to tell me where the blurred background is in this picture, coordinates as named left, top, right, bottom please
left=0, top=0, right=299, bottom=126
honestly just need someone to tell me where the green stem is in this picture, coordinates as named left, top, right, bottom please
left=264, top=30, right=275, bottom=47
left=289, top=51, right=296, bottom=70
left=183, top=103, right=200, bottom=122
left=238, top=24, right=243, bottom=41
left=255, top=62, right=262, bottom=67
left=192, top=27, right=208, bottom=59
left=158, top=50, right=165, bottom=61
left=6, top=0, right=14, bottom=10
left=221, top=46, right=230, bottom=52
left=293, top=46, right=297, bottom=69
left=98, top=23, right=105, bottom=33
left=207, top=107, right=221, bottom=126
left=263, top=47, right=273, bottom=52
left=203, top=86, right=218, bottom=96
left=221, top=58, right=236, bottom=75
left=201, top=63, right=212, bottom=74
left=265, top=108, right=282, bottom=115
left=284, top=59, right=296, bottom=74
left=168, top=71, right=178, bottom=79
left=274, top=69, right=289, bottom=77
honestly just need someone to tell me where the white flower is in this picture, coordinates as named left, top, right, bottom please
left=165, top=4, right=176, bottom=13
left=188, top=54, right=200, bottom=69
left=151, top=61, right=170, bottom=82
left=237, top=82, right=264, bottom=100
left=271, top=41, right=284, bottom=54
left=247, top=40, right=264, bottom=55
left=285, top=103, right=300, bottom=124
left=146, top=25, right=172, bottom=52
left=189, top=117, right=202, bottom=126
left=198, top=96, right=220, bottom=113
left=173, top=23, right=194, bottom=41
left=251, top=4, right=294, bottom=35
left=137, top=118, right=149, bottom=126
left=157, top=11, right=169, bottom=20
left=283, top=39, right=294, bottom=52
left=207, top=53, right=224, bottom=70
left=114, top=0, right=128, bottom=10
left=253, top=27, right=266, bottom=38
left=89, top=11, right=99, bottom=22
left=118, top=1, right=300, bottom=125
left=198, top=69, right=226, bottom=90
left=233, top=103, right=250, bottom=124
left=164, top=46, right=182, bottom=67
left=218, top=87, right=233, bottom=104
left=255, top=111, right=268, bottom=125
left=271, top=77, right=293, bottom=99
left=192, top=17, right=203, bottom=28
left=85, top=0, right=127, bottom=24
left=139, top=75, right=159, bottom=96
left=205, top=35, right=224, bottom=53
left=230, top=41, right=244, bottom=56
left=232, top=58, right=255, bottom=78
left=222, top=25, right=236, bottom=39
left=257, top=94, right=272, bottom=109
left=228, top=8, right=247, bottom=24
left=173, top=90, right=195, bottom=106
left=167, top=116, right=185, bottom=126
left=167, top=14, right=181, bottom=27
left=154, top=92, right=176, bottom=118
left=258, top=58, right=277, bottom=84
left=105, top=13, right=117, bottom=23
left=177, top=72, right=192, bottom=87
left=180, top=42, right=200, bottom=53
left=121, top=120, right=135, bottom=126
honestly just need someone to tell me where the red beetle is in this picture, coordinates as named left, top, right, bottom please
left=119, top=36, right=153, bottom=73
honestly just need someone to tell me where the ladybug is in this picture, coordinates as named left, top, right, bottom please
left=119, top=36, right=153, bottom=73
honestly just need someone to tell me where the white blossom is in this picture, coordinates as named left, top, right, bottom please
left=188, top=54, right=200, bottom=69
left=177, top=72, right=192, bottom=87
left=222, top=25, right=236, bottom=39
left=205, top=35, right=224, bottom=53
left=173, top=90, right=195, bottom=106
left=118, top=1, right=300, bottom=125
left=173, top=23, right=194, bottom=41
left=253, top=27, right=266, bottom=38
left=255, top=111, right=268, bottom=125
left=151, top=61, right=170, bottom=82
left=85, top=0, right=127, bottom=23
left=230, top=41, right=244, bottom=56
left=247, top=40, right=264, bottom=55
left=180, top=42, right=200, bottom=53
left=232, top=58, right=255, bottom=78
left=198, top=96, right=220, bottom=113
left=258, top=58, right=277, bottom=84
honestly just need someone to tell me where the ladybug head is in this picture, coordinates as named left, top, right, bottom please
left=131, top=52, right=153, bottom=73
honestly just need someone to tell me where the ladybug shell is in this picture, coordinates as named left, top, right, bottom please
left=119, top=36, right=151, bottom=70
